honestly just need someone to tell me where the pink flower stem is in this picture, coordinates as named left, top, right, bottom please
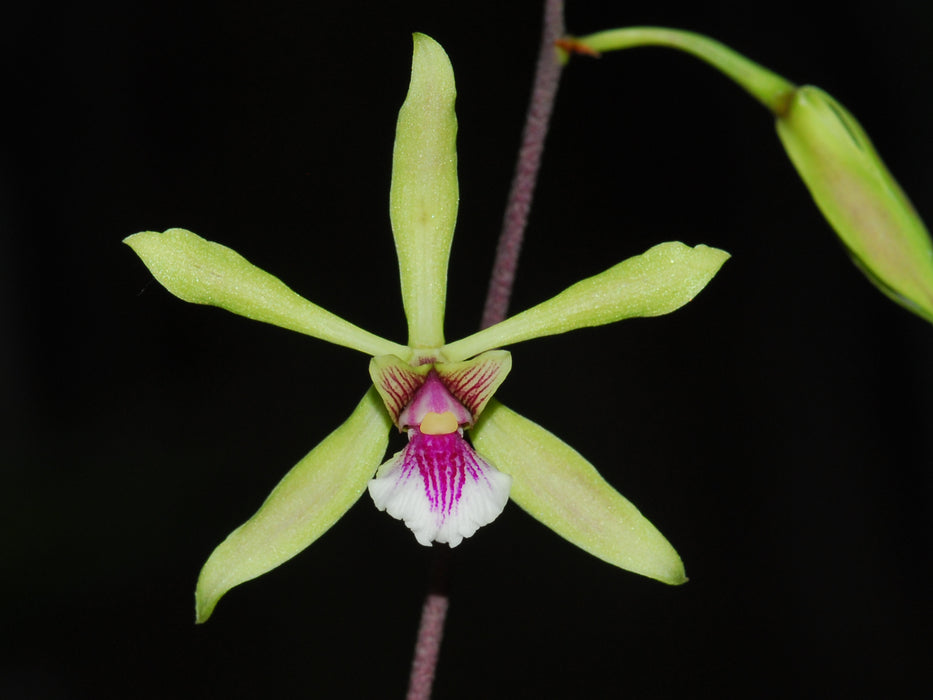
left=481, top=0, right=566, bottom=329
left=405, top=547, right=451, bottom=700
left=405, top=2, right=566, bottom=698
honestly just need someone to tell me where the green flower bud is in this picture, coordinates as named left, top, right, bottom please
left=777, top=87, right=933, bottom=322
left=572, top=26, right=933, bottom=324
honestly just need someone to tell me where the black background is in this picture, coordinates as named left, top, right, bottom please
left=3, top=1, right=931, bottom=698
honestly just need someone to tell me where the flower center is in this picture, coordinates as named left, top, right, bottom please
left=420, top=410, right=459, bottom=435
left=399, top=371, right=472, bottom=430
left=367, top=353, right=515, bottom=546
left=370, top=351, right=512, bottom=431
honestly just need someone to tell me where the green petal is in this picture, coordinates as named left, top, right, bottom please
left=776, top=86, right=933, bottom=324
left=390, top=33, right=459, bottom=349
left=443, top=242, right=729, bottom=361
left=125, top=229, right=410, bottom=358
left=434, top=350, right=512, bottom=421
left=195, top=387, right=392, bottom=622
left=369, top=355, right=432, bottom=425
left=471, top=400, right=685, bottom=584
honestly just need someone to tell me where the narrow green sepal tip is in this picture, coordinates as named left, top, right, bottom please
left=390, top=33, right=459, bottom=349
left=443, top=241, right=729, bottom=362
left=125, top=228, right=409, bottom=357
left=194, top=388, right=391, bottom=623
left=472, top=401, right=687, bottom=586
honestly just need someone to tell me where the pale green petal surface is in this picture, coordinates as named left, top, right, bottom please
left=195, top=388, right=392, bottom=622
left=125, top=229, right=410, bottom=357
left=443, top=242, right=729, bottom=361
left=776, top=87, right=933, bottom=323
left=390, top=33, right=459, bottom=349
left=472, top=401, right=686, bottom=584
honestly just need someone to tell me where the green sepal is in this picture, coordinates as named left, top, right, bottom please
left=125, top=229, right=410, bottom=358
left=443, top=241, right=729, bottom=361
left=776, top=86, right=933, bottom=324
left=390, top=33, right=459, bottom=349
left=195, top=387, right=392, bottom=623
left=472, top=400, right=686, bottom=584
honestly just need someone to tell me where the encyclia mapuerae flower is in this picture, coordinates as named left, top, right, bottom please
left=126, top=34, right=729, bottom=622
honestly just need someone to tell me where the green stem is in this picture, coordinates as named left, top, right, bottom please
left=575, top=27, right=797, bottom=116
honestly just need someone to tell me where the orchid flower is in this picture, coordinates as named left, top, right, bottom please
left=126, top=34, right=729, bottom=623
